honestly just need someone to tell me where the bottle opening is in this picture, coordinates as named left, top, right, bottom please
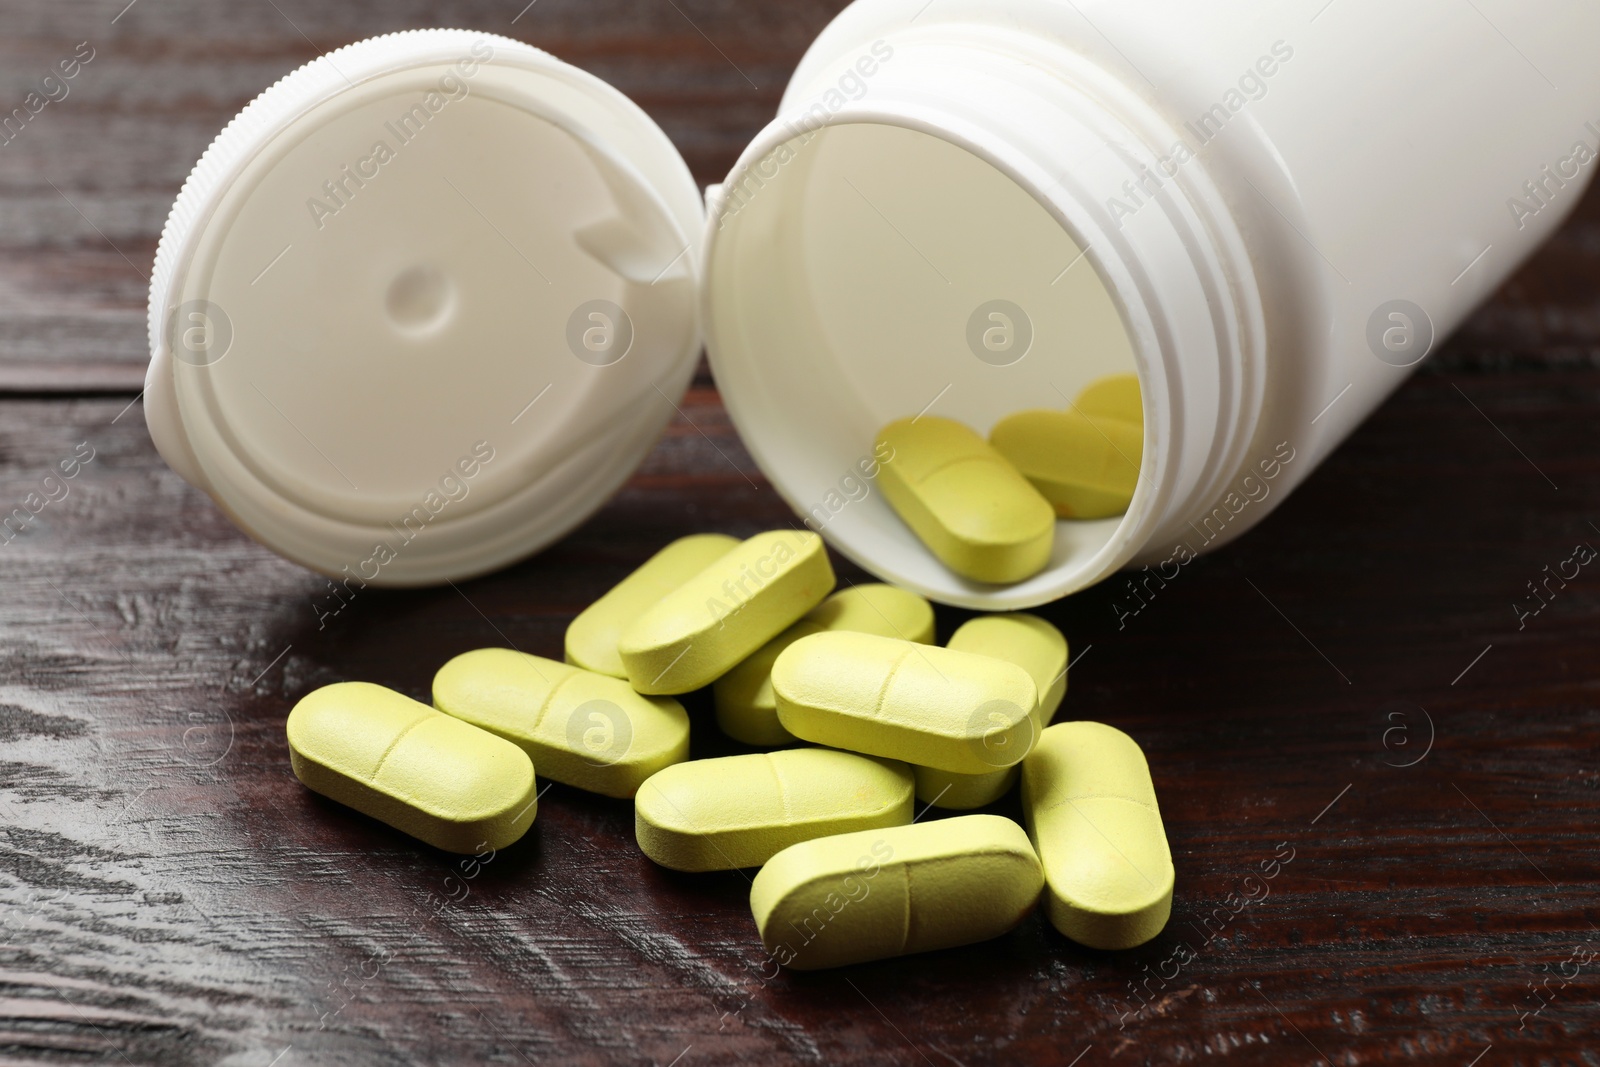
left=707, top=120, right=1149, bottom=608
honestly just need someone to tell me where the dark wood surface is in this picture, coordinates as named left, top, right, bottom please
left=2, top=2, right=1598, bottom=1065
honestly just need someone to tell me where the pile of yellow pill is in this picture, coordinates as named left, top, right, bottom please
left=285, top=527, right=1173, bottom=970
left=875, top=373, right=1146, bottom=584
left=714, top=583, right=935, bottom=746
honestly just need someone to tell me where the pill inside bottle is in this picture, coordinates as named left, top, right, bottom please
left=706, top=122, right=1143, bottom=605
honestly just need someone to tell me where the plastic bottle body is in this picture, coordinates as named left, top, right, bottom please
left=705, top=0, right=1600, bottom=607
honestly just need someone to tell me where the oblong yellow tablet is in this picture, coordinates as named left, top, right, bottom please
left=911, top=765, right=1018, bottom=811
left=432, top=648, right=689, bottom=799
left=773, top=631, right=1036, bottom=774
left=565, top=534, right=740, bottom=678
left=287, top=682, right=538, bottom=853
left=619, top=530, right=836, bottom=695
left=990, top=410, right=1143, bottom=520
left=876, top=416, right=1055, bottom=584
left=951, top=613, right=1069, bottom=721
left=1075, top=373, right=1144, bottom=428
left=714, top=583, right=936, bottom=747
left=750, top=814, right=1043, bottom=970
left=634, top=748, right=913, bottom=872
left=914, top=613, right=1071, bottom=810
left=1022, top=721, right=1174, bottom=950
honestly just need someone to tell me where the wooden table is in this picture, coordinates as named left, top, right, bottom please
left=2, top=2, right=1596, bottom=1064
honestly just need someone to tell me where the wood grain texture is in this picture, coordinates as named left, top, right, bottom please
left=0, top=0, right=846, bottom=386
left=1, top=1, right=1599, bottom=1065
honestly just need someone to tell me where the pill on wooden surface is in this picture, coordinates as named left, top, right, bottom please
left=913, top=612, right=1070, bottom=810
left=634, top=748, right=913, bottom=872
left=565, top=534, right=740, bottom=679
left=287, top=681, right=538, bottom=854
left=772, top=631, right=1036, bottom=774
left=714, top=583, right=935, bottom=747
left=1074, top=373, right=1144, bottom=428
left=619, top=530, right=835, bottom=695
left=875, top=416, right=1055, bottom=584
left=989, top=409, right=1142, bottom=519
left=433, top=648, right=689, bottom=799
left=749, top=814, right=1043, bottom=970
left=1022, top=721, right=1174, bottom=950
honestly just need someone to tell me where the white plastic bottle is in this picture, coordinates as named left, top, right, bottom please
left=704, top=0, right=1600, bottom=607
left=146, top=2, right=1600, bottom=607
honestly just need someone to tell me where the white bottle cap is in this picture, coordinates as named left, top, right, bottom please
left=146, top=30, right=704, bottom=585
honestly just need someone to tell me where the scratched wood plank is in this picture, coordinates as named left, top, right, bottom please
left=0, top=0, right=846, bottom=389
left=0, top=1, right=1598, bottom=1065
left=4, top=0, right=1600, bottom=389
left=0, top=350, right=1598, bottom=1067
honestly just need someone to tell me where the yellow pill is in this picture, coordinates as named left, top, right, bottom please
left=635, top=748, right=913, bottom=872
left=914, top=613, right=1071, bottom=810
left=565, top=534, right=740, bottom=678
left=619, top=530, right=836, bottom=695
left=287, top=682, right=537, bottom=854
left=1022, top=721, right=1174, bottom=950
left=951, top=613, right=1069, bottom=722
left=876, top=416, right=1055, bottom=584
left=1074, top=372, right=1144, bottom=428
left=432, top=648, right=690, bottom=799
left=773, top=631, right=1036, bottom=774
left=750, top=814, right=1043, bottom=970
left=714, top=583, right=936, bottom=747
left=911, top=766, right=1017, bottom=810
left=990, top=409, right=1143, bottom=520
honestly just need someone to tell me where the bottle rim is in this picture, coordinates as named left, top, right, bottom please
left=705, top=22, right=1265, bottom=608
